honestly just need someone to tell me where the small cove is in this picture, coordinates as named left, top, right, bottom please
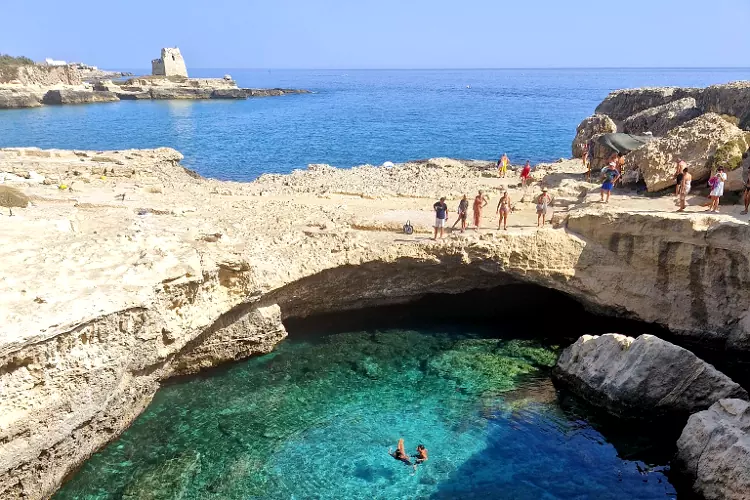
left=54, top=287, right=694, bottom=499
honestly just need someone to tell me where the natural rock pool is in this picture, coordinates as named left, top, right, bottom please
left=55, top=318, right=685, bottom=499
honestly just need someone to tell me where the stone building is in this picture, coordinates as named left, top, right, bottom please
left=151, top=48, right=188, bottom=78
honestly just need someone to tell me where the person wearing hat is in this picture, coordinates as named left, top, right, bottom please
left=536, top=187, right=552, bottom=227
left=708, top=166, right=728, bottom=212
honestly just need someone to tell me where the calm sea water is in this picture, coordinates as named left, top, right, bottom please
left=2, top=68, right=750, bottom=181
left=55, top=328, right=681, bottom=499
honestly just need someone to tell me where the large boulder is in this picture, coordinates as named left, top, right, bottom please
left=571, top=114, right=617, bottom=158
left=677, top=399, right=750, bottom=500
left=42, top=89, right=119, bottom=105
left=622, top=97, right=702, bottom=136
left=595, top=87, right=701, bottom=122
left=700, top=81, right=750, bottom=130
left=624, top=113, right=750, bottom=192
left=554, top=334, right=747, bottom=418
left=0, top=88, right=43, bottom=109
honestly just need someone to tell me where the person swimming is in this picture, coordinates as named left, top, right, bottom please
left=415, top=444, right=428, bottom=464
left=389, top=438, right=413, bottom=466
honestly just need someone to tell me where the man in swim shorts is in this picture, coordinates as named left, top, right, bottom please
left=433, top=197, right=448, bottom=240
left=415, top=444, right=428, bottom=464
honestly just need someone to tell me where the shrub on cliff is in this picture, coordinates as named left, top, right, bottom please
left=0, top=54, right=34, bottom=66
left=0, top=54, right=35, bottom=82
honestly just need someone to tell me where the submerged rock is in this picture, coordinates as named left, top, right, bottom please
left=122, top=450, right=202, bottom=500
left=624, top=113, right=750, bottom=192
left=622, top=97, right=702, bottom=136
left=677, top=398, right=750, bottom=500
left=571, top=114, right=617, bottom=158
left=554, top=334, right=747, bottom=418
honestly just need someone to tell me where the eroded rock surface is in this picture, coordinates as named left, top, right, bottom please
left=595, top=87, right=701, bottom=122
left=571, top=114, right=617, bottom=158
left=624, top=113, right=750, bottom=191
left=2, top=149, right=750, bottom=498
left=622, top=97, right=702, bottom=136
left=677, top=398, right=750, bottom=500
left=0, top=88, right=43, bottom=108
left=42, top=89, right=120, bottom=105
left=554, top=334, right=747, bottom=418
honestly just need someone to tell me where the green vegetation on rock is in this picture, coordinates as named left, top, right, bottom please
left=0, top=54, right=34, bottom=66
left=706, top=134, right=750, bottom=172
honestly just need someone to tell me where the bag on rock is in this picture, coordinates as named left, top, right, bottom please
left=403, top=220, right=413, bottom=235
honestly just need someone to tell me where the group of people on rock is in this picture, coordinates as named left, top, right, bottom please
left=593, top=150, right=733, bottom=213
left=432, top=187, right=552, bottom=239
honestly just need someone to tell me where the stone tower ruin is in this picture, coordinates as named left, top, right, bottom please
left=151, top=48, right=188, bottom=78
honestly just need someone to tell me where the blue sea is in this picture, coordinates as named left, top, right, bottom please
left=1, top=68, right=749, bottom=180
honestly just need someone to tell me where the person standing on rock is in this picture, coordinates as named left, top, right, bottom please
left=677, top=167, right=692, bottom=212
left=452, top=194, right=469, bottom=232
left=473, top=190, right=488, bottom=229
left=498, top=153, right=509, bottom=178
left=708, top=166, right=727, bottom=213
left=520, top=161, right=531, bottom=188
left=741, top=152, right=750, bottom=215
left=496, top=191, right=511, bottom=230
left=600, top=161, right=619, bottom=203
left=433, top=197, right=449, bottom=239
left=675, top=159, right=687, bottom=197
left=536, top=188, right=552, bottom=227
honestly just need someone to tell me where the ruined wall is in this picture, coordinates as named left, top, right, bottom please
left=151, top=48, right=188, bottom=78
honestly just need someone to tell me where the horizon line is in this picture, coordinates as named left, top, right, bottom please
left=114, top=66, right=750, bottom=71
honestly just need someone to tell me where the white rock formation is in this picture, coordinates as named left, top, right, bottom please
left=624, top=113, right=750, bottom=192
left=554, top=334, right=747, bottom=418
left=1, top=149, right=750, bottom=498
left=677, top=398, right=750, bottom=500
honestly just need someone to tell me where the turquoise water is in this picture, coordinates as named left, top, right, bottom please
left=56, top=328, right=680, bottom=499
left=2, top=68, right=750, bottom=180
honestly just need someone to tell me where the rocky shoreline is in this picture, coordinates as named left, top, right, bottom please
left=0, top=78, right=309, bottom=109
left=1, top=146, right=750, bottom=498
left=2, top=81, right=750, bottom=499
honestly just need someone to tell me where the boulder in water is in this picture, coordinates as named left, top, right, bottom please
left=554, top=333, right=748, bottom=419
left=677, top=398, right=750, bottom=500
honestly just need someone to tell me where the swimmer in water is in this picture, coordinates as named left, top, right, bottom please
left=415, top=444, right=428, bottom=464
left=389, top=438, right=413, bottom=466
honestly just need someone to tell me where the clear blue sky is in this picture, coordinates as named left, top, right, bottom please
left=2, top=0, right=748, bottom=69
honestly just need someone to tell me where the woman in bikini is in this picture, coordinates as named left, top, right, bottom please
left=496, top=191, right=511, bottom=230
left=389, top=438, right=413, bottom=466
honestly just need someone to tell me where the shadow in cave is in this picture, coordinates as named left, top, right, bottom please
left=285, top=283, right=750, bottom=389
left=284, top=283, right=669, bottom=344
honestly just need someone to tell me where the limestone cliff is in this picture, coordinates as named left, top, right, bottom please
left=1, top=149, right=749, bottom=498
left=577, top=81, right=750, bottom=192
